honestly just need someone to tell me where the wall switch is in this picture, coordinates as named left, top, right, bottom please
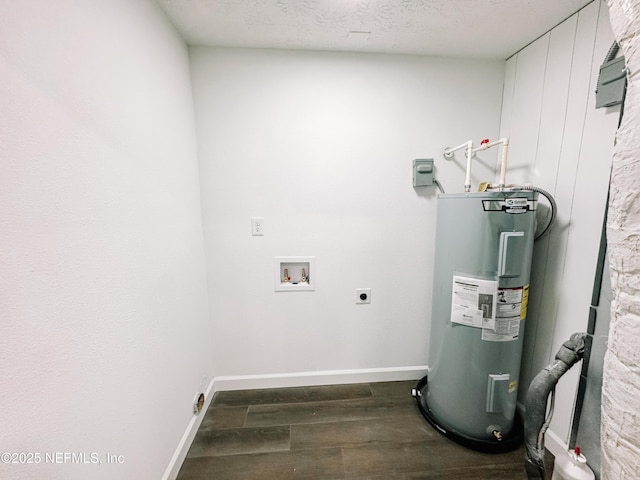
left=251, top=217, right=264, bottom=236
left=355, top=288, right=371, bottom=304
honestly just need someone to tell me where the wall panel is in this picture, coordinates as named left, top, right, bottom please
left=500, top=0, right=619, bottom=445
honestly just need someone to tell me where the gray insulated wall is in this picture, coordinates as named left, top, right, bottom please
left=427, top=191, right=537, bottom=441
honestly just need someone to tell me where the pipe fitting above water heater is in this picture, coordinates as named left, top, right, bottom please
left=443, top=137, right=509, bottom=192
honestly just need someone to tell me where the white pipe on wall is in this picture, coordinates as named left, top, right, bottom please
left=445, top=138, right=509, bottom=192
left=444, top=141, right=473, bottom=156
left=472, top=138, right=509, bottom=188
left=464, top=141, right=474, bottom=192
left=443, top=140, right=474, bottom=192
left=498, top=138, right=509, bottom=188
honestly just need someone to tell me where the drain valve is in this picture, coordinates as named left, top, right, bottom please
left=193, top=392, right=205, bottom=414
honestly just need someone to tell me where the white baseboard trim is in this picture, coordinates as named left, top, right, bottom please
left=545, top=428, right=569, bottom=458
left=213, top=365, right=429, bottom=392
left=162, top=377, right=216, bottom=480
left=161, top=366, right=427, bottom=479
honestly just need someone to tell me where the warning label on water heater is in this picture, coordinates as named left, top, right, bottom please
left=451, top=275, right=497, bottom=330
left=481, top=285, right=528, bottom=342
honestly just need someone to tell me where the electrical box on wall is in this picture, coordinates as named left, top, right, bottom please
left=596, top=55, right=626, bottom=108
left=413, top=159, right=434, bottom=187
left=274, top=257, right=315, bottom=291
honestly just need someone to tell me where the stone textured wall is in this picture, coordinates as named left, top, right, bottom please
left=603, top=1, right=640, bottom=478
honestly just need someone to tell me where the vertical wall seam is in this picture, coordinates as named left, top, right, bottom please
left=544, top=8, right=586, bottom=369
left=527, top=33, right=553, bottom=374
left=496, top=54, right=519, bottom=178
left=532, top=34, right=552, bottom=176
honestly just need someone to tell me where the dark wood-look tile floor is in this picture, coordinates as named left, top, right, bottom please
left=177, top=380, right=545, bottom=479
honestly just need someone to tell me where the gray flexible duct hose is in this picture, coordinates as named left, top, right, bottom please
left=524, top=332, right=587, bottom=479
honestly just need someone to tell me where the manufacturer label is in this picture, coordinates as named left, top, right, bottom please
left=506, top=198, right=527, bottom=206
left=482, top=198, right=536, bottom=214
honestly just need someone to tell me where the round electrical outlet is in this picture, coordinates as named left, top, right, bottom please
left=355, top=288, right=371, bottom=304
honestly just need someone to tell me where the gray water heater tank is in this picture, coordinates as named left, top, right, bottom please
left=415, top=190, right=538, bottom=452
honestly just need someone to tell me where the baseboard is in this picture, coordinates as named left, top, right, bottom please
left=161, top=365, right=427, bottom=479
left=161, top=377, right=216, bottom=480
left=213, top=365, right=429, bottom=392
left=545, top=428, right=569, bottom=458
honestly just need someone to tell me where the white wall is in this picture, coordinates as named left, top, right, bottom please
left=1, top=1, right=618, bottom=476
left=0, top=1, right=213, bottom=479
left=190, top=47, right=505, bottom=387
left=499, top=0, right=619, bottom=448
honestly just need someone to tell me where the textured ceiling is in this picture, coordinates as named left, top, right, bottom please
left=156, top=0, right=595, bottom=59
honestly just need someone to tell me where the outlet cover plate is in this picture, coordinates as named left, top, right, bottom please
left=251, top=217, right=264, bottom=236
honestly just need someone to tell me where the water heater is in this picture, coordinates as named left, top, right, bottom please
left=415, top=189, right=538, bottom=452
